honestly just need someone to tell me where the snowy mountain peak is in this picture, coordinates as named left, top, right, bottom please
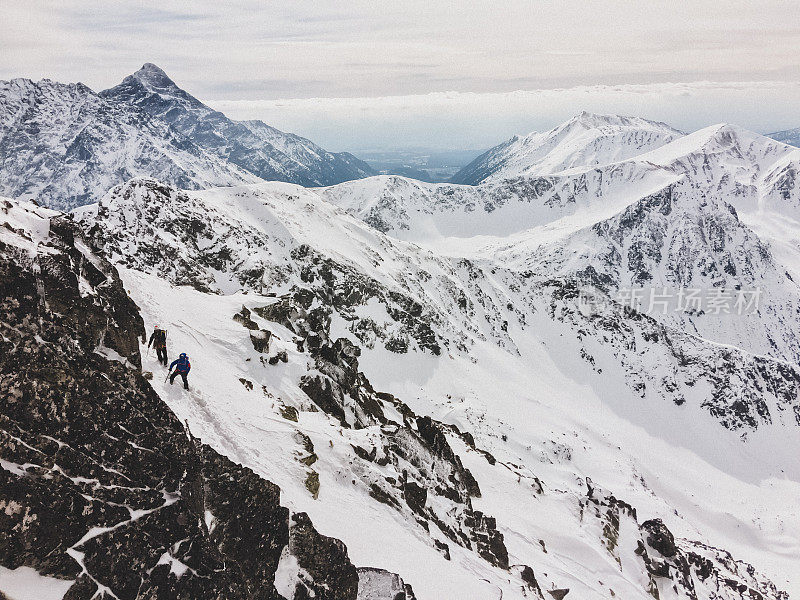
left=569, top=110, right=679, bottom=132
left=0, top=67, right=375, bottom=209
left=636, top=121, right=797, bottom=171
left=128, top=62, right=177, bottom=90
left=105, top=63, right=201, bottom=111
left=451, top=112, right=683, bottom=184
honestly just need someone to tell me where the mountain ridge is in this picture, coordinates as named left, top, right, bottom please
left=68, top=175, right=800, bottom=598
left=100, top=63, right=375, bottom=187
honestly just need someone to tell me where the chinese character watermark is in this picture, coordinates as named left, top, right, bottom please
left=578, top=287, right=762, bottom=316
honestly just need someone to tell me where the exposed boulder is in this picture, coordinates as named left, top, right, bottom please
left=356, top=567, right=417, bottom=600
left=288, top=512, right=359, bottom=600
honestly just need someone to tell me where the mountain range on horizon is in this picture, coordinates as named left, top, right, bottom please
left=3, top=64, right=800, bottom=600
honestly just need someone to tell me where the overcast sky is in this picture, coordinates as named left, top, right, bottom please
left=3, top=1, right=800, bottom=150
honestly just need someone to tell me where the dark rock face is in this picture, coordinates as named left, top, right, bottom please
left=233, top=305, right=260, bottom=330
left=0, top=204, right=404, bottom=600
left=288, top=513, right=359, bottom=600
left=403, top=481, right=427, bottom=515
left=466, top=512, right=509, bottom=569
left=641, top=519, right=678, bottom=558
left=292, top=245, right=442, bottom=357
left=269, top=350, right=288, bottom=365
left=1, top=206, right=146, bottom=368
left=516, top=565, right=544, bottom=598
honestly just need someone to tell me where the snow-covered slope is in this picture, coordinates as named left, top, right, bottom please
left=7, top=106, right=800, bottom=599
left=321, top=124, right=800, bottom=364
left=0, top=197, right=416, bottom=600
left=450, top=112, right=683, bottom=184
left=70, top=177, right=800, bottom=599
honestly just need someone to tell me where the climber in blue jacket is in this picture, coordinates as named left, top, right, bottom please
left=168, top=353, right=191, bottom=390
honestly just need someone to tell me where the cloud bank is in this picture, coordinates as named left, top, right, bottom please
left=3, top=1, right=800, bottom=100
left=210, top=81, right=800, bottom=151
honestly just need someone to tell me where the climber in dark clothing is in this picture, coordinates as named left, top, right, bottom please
left=148, top=325, right=168, bottom=366
left=169, top=353, right=191, bottom=390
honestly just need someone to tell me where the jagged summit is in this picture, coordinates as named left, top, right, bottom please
left=126, top=62, right=178, bottom=89
left=135, top=61, right=171, bottom=79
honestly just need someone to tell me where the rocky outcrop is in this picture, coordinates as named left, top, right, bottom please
left=579, top=482, right=789, bottom=600
left=253, top=289, right=513, bottom=571
left=1, top=201, right=146, bottom=367
left=0, top=201, right=405, bottom=600
left=356, top=568, right=417, bottom=600
left=287, top=512, right=359, bottom=600
left=0, top=212, right=289, bottom=598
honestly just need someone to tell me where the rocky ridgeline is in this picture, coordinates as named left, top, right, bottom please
left=581, top=480, right=789, bottom=600
left=235, top=296, right=515, bottom=573
left=523, top=180, right=800, bottom=368
left=78, top=178, right=514, bottom=357
left=100, top=64, right=374, bottom=190
left=534, top=278, right=800, bottom=432
left=0, top=64, right=374, bottom=211
left=0, top=202, right=414, bottom=599
left=0, top=78, right=258, bottom=212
